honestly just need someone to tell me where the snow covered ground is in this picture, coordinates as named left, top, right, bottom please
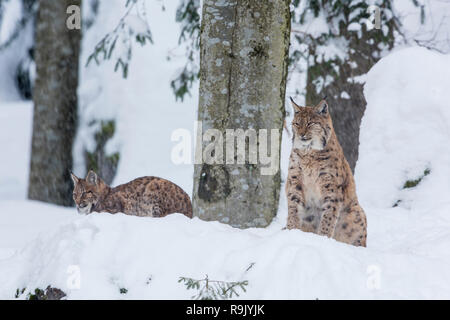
left=1, top=46, right=449, bottom=299
left=1, top=1, right=450, bottom=300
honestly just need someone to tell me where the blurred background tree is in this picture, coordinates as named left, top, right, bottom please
left=0, top=0, right=36, bottom=100
left=290, top=0, right=400, bottom=172
left=28, top=0, right=81, bottom=206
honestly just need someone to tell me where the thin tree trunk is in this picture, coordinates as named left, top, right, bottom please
left=193, top=0, right=291, bottom=228
left=28, top=0, right=81, bottom=206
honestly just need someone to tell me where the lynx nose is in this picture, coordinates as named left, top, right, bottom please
left=301, top=135, right=310, bottom=141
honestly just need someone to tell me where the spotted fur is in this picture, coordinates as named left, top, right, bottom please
left=71, top=171, right=192, bottom=218
left=285, top=98, right=367, bottom=247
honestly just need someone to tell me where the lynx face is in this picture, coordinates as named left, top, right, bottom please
left=290, top=98, right=332, bottom=151
left=71, top=171, right=106, bottom=214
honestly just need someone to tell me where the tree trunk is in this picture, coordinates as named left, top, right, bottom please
left=305, top=21, right=394, bottom=172
left=28, top=0, right=81, bottom=206
left=305, top=35, right=370, bottom=173
left=193, top=0, right=291, bottom=228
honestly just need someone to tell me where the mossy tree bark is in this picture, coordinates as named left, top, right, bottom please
left=193, top=0, right=291, bottom=228
left=28, top=0, right=81, bottom=206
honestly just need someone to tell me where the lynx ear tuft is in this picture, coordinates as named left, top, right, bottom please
left=290, top=96, right=302, bottom=113
left=86, top=170, right=98, bottom=185
left=70, top=172, right=79, bottom=185
left=315, top=99, right=328, bottom=115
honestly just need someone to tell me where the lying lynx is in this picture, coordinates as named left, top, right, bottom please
left=70, top=170, right=192, bottom=218
left=286, top=98, right=367, bottom=247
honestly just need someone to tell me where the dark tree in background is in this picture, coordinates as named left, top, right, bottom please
left=28, top=0, right=81, bottom=206
left=0, top=0, right=37, bottom=100
left=291, top=0, right=399, bottom=172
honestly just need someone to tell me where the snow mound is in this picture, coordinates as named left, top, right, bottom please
left=1, top=211, right=449, bottom=300
left=356, top=47, right=450, bottom=211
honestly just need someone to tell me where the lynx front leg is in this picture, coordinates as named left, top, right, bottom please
left=286, top=194, right=305, bottom=230
left=150, top=204, right=164, bottom=217
left=137, top=199, right=164, bottom=217
left=286, top=186, right=317, bottom=233
left=318, top=185, right=340, bottom=238
left=334, top=203, right=367, bottom=247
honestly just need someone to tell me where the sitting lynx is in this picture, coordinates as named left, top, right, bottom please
left=286, top=98, right=367, bottom=247
left=70, top=170, right=192, bottom=218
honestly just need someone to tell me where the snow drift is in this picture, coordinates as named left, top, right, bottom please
left=356, top=47, right=450, bottom=212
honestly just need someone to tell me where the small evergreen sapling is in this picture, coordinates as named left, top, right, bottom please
left=178, top=274, right=249, bottom=300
